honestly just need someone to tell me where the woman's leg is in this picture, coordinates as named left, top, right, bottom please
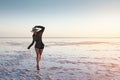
left=35, top=48, right=43, bottom=70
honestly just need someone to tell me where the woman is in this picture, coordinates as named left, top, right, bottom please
left=27, top=25, right=45, bottom=70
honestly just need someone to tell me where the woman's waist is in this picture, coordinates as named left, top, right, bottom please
left=35, top=41, right=44, bottom=44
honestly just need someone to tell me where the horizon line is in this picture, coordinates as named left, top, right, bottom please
left=0, top=37, right=120, bottom=38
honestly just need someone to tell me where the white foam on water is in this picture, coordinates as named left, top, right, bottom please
left=0, top=37, right=120, bottom=80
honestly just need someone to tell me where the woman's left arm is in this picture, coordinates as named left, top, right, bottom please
left=27, top=40, right=34, bottom=49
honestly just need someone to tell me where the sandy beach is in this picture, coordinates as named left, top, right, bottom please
left=0, top=37, right=120, bottom=80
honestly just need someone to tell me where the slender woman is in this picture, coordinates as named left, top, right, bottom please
left=27, top=26, right=45, bottom=70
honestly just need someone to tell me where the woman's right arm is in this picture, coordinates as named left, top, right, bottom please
left=27, top=40, right=34, bottom=49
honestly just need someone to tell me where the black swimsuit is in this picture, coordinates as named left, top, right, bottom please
left=33, top=34, right=44, bottom=49
left=28, top=26, right=45, bottom=49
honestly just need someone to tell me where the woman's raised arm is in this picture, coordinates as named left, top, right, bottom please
left=34, top=26, right=45, bottom=31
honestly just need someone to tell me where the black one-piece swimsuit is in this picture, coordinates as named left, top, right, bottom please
left=33, top=33, right=44, bottom=49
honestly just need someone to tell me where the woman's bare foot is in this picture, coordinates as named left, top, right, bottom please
left=36, top=65, right=40, bottom=70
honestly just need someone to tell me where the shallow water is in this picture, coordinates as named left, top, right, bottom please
left=0, top=37, right=120, bottom=80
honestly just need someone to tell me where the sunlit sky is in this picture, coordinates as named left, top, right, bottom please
left=0, top=0, right=120, bottom=37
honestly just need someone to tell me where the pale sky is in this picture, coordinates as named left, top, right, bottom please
left=0, top=0, right=120, bottom=37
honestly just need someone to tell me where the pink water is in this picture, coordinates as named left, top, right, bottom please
left=0, top=37, right=120, bottom=80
